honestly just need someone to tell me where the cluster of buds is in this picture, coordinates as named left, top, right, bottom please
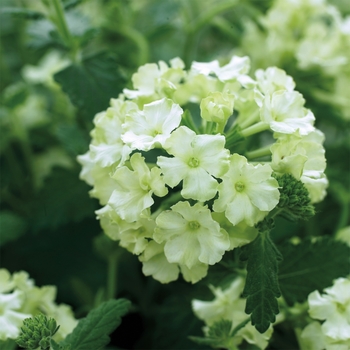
left=78, top=55, right=327, bottom=283
left=16, top=314, right=59, bottom=350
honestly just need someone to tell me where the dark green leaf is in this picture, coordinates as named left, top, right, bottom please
left=0, top=211, right=27, bottom=246
left=241, top=231, right=282, bottom=333
left=29, top=167, right=97, bottom=231
left=60, top=298, right=131, bottom=350
left=54, top=52, right=126, bottom=119
left=278, top=236, right=350, bottom=306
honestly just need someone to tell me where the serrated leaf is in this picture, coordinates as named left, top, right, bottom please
left=278, top=236, right=350, bottom=306
left=0, top=211, right=27, bottom=246
left=29, top=167, right=97, bottom=231
left=241, top=231, right=282, bottom=333
left=54, top=53, right=126, bottom=119
left=61, top=298, right=131, bottom=350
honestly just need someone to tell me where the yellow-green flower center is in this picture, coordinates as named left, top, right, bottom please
left=235, top=181, right=245, bottom=192
left=188, top=157, right=200, bottom=168
left=188, top=221, right=201, bottom=231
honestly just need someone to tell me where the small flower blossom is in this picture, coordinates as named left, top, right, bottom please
left=157, top=126, right=230, bottom=202
left=214, top=154, right=280, bottom=226
left=200, top=91, right=235, bottom=124
left=192, top=276, right=274, bottom=349
left=154, top=201, right=230, bottom=268
left=255, top=67, right=296, bottom=94
left=108, top=153, right=168, bottom=222
left=122, top=98, right=183, bottom=151
left=255, top=90, right=315, bottom=135
left=307, top=278, right=350, bottom=341
left=0, top=290, right=30, bottom=340
left=123, top=58, right=185, bottom=100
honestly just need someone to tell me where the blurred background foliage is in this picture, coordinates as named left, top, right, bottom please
left=0, top=0, right=349, bottom=349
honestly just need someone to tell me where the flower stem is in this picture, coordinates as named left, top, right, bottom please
left=106, top=251, right=120, bottom=300
left=245, top=145, right=272, bottom=160
left=240, top=121, right=269, bottom=138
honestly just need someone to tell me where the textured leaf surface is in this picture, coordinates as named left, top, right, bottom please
left=278, top=236, right=350, bottom=306
left=54, top=53, right=125, bottom=118
left=61, top=298, right=131, bottom=350
left=241, top=232, right=282, bottom=333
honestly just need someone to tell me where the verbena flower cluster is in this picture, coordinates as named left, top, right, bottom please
left=78, top=55, right=327, bottom=284
left=242, top=0, right=350, bottom=119
left=0, top=269, right=77, bottom=341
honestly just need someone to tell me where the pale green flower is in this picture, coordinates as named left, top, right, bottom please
left=256, top=90, right=315, bottom=135
left=308, top=278, right=350, bottom=341
left=192, top=276, right=274, bottom=349
left=22, top=50, right=70, bottom=87
left=0, top=290, right=30, bottom=340
left=123, top=58, right=185, bottom=101
left=139, top=241, right=179, bottom=284
left=192, top=55, right=256, bottom=88
left=255, top=67, right=295, bottom=95
left=271, top=130, right=326, bottom=181
left=89, top=98, right=137, bottom=167
left=0, top=268, right=14, bottom=293
left=154, top=201, right=230, bottom=268
left=118, top=218, right=155, bottom=255
left=213, top=154, right=279, bottom=226
left=212, top=212, right=258, bottom=250
left=122, top=98, right=183, bottom=151
left=300, top=321, right=350, bottom=350
left=157, top=126, right=230, bottom=202
left=200, top=91, right=234, bottom=124
left=108, top=153, right=168, bottom=222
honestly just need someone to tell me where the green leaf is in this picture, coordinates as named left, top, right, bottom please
left=54, top=52, right=126, bottom=119
left=60, top=298, right=131, bottom=350
left=241, top=231, right=282, bottom=333
left=29, top=167, right=97, bottom=231
left=278, top=236, right=350, bottom=306
left=0, top=211, right=27, bottom=246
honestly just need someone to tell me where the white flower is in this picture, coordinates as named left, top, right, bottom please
left=200, top=91, right=235, bottom=124
left=212, top=212, right=258, bottom=250
left=0, top=290, right=30, bottom=340
left=154, top=201, right=230, bottom=268
left=307, top=278, right=350, bottom=341
left=192, top=55, right=256, bottom=88
left=213, top=154, right=280, bottom=226
left=157, top=126, right=230, bottom=201
left=255, top=67, right=295, bottom=94
left=300, top=321, right=350, bottom=350
left=139, top=241, right=179, bottom=284
left=89, top=98, right=137, bottom=168
left=271, top=130, right=326, bottom=180
left=123, top=58, right=185, bottom=100
left=0, top=269, right=14, bottom=293
left=122, top=98, right=183, bottom=151
left=192, top=276, right=274, bottom=349
left=255, top=90, right=315, bottom=135
left=108, top=153, right=168, bottom=222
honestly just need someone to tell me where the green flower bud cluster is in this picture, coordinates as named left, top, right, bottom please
left=274, top=173, right=315, bottom=221
left=16, top=314, right=60, bottom=350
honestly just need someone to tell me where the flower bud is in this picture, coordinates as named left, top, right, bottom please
left=200, top=91, right=234, bottom=124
